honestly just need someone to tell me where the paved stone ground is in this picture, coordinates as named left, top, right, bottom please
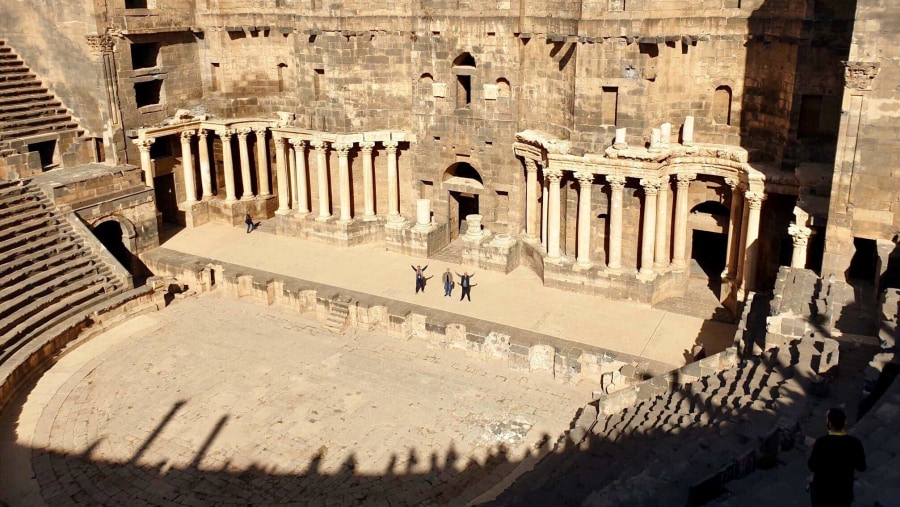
left=0, top=292, right=593, bottom=506
left=159, top=222, right=736, bottom=368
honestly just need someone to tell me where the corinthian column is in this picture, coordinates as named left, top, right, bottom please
left=606, top=175, right=626, bottom=271
left=197, top=130, right=213, bottom=199
left=274, top=133, right=290, bottom=213
left=722, top=179, right=742, bottom=280
left=237, top=128, right=254, bottom=200
left=335, top=142, right=353, bottom=222
left=575, top=171, right=594, bottom=267
left=640, top=179, right=661, bottom=276
left=742, top=191, right=764, bottom=291
left=290, top=139, right=309, bottom=213
left=360, top=142, right=376, bottom=218
left=541, top=171, right=549, bottom=248
left=311, top=139, right=331, bottom=219
left=180, top=130, right=198, bottom=204
left=789, top=224, right=812, bottom=269
left=136, top=138, right=155, bottom=189
left=654, top=177, right=670, bottom=268
left=385, top=141, right=400, bottom=219
left=671, top=173, right=696, bottom=271
left=546, top=169, right=563, bottom=260
left=220, top=130, right=237, bottom=203
left=525, top=159, right=539, bottom=242
left=253, top=127, right=271, bottom=196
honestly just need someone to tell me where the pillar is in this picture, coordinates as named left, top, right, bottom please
left=654, top=177, right=670, bottom=268
left=722, top=179, right=742, bottom=279
left=736, top=201, right=750, bottom=287
left=672, top=173, right=695, bottom=271
left=360, top=142, right=376, bottom=218
left=742, top=191, right=764, bottom=291
left=274, top=133, right=290, bottom=213
left=525, top=159, right=539, bottom=241
left=640, top=179, right=660, bottom=275
left=197, top=130, right=213, bottom=198
left=335, top=142, right=353, bottom=222
left=546, top=169, right=563, bottom=260
left=614, top=128, right=627, bottom=149
left=575, top=171, right=593, bottom=267
left=287, top=142, right=297, bottom=206
left=221, top=129, right=237, bottom=203
left=253, top=127, right=271, bottom=196
left=789, top=224, right=812, bottom=269
left=683, top=116, right=695, bottom=146
left=237, top=128, right=254, bottom=200
left=541, top=172, right=549, bottom=248
left=180, top=130, right=198, bottom=204
left=136, top=138, right=154, bottom=189
left=311, top=139, right=331, bottom=219
left=607, top=175, right=626, bottom=271
left=385, top=140, right=400, bottom=219
left=290, top=139, right=309, bottom=214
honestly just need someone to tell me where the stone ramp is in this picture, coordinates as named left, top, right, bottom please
left=0, top=180, right=125, bottom=367
left=482, top=343, right=816, bottom=506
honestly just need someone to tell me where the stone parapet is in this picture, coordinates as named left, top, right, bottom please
left=384, top=221, right=449, bottom=258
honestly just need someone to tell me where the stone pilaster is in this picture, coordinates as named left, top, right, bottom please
left=607, top=175, right=626, bottom=271
left=221, top=129, right=238, bottom=203
left=136, top=138, right=154, bottom=189
left=335, top=142, right=353, bottom=222
left=360, top=142, right=376, bottom=218
left=640, top=179, right=661, bottom=276
left=237, top=128, right=254, bottom=200
left=311, top=139, right=331, bottom=220
left=671, top=172, right=696, bottom=271
left=180, top=130, right=198, bottom=204
left=290, top=139, right=309, bottom=214
left=575, top=171, right=593, bottom=267
left=546, top=169, right=563, bottom=260
left=253, top=128, right=271, bottom=197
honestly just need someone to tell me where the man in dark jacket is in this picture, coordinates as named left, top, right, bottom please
left=412, top=265, right=428, bottom=293
left=808, top=407, right=866, bottom=507
left=244, top=213, right=254, bottom=233
left=456, top=271, right=475, bottom=301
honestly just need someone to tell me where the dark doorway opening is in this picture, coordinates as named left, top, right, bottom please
left=93, top=220, right=149, bottom=285
left=28, top=140, right=58, bottom=170
left=154, top=172, right=179, bottom=225
left=691, top=230, right=728, bottom=296
left=848, top=237, right=877, bottom=282
left=448, top=191, right=479, bottom=240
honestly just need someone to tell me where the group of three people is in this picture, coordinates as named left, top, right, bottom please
left=412, top=265, right=476, bottom=301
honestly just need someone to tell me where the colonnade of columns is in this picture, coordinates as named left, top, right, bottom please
left=521, top=160, right=764, bottom=290
left=137, top=127, right=403, bottom=224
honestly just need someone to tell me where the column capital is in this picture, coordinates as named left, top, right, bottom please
left=675, top=172, right=696, bottom=187
left=640, top=178, right=661, bottom=195
left=180, top=129, right=196, bottom=141
left=220, top=129, right=236, bottom=141
left=236, top=127, right=252, bottom=139
left=744, top=190, right=764, bottom=209
left=606, top=174, right=626, bottom=189
left=289, top=138, right=308, bottom=149
left=134, top=138, right=155, bottom=152
left=252, top=126, right=268, bottom=136
left=788, top=224, right=812, bottom=246
left=385, top=140, right=399, bottom=153
left=525, top=158, right=539, bottom=173
left=197, top=128, right=210, bottom=139
left=724, top=177, right=739, bottom=190
left=574, top=171, right=594, bottom=185
left=273, top=132, right=286, bottom=142
left=545, top=168, right=563, bottom=183
left=311, top=139, right=329, bottom=152
left=360, top=141, right=375, bottom=152
left=334, top=142, right=353, bottom=156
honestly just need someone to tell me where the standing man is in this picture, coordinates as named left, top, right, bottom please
left=442, top=268, right=454, bottom=297
left=244, top=213, right=254, bottom=234
left=456, top=271, right=475, bottom=302
left=807, top=407, right=866, bottom=507
left=412, top=265, right=428, bottom=293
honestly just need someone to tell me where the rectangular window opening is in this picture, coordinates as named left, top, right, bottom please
left=134, top=79, right=163, bottom=108
left=125, top=0, right=148, bottom=8
left=601, top=86, right=618, bottom=126
left=456, top=75, right=471, bottom=108
left=130, top=42, right=160, bottom=70
left=314, top=68, right=324, bottom=101
left=29, top=140, right=58, bottom=170
left=210, top=62, right=220, bottom=92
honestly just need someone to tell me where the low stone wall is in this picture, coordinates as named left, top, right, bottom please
left=385, top=222, right=449, bottom=258
left=277, top=212, right=388, bottom=247
left=206, top=196, right=276, bottom=228
left=0, top=286, right=166, bottom=413
left=141, top=247, right=677, bottom=386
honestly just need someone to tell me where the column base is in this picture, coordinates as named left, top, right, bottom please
left=361, top=214, right=378, bottom=222
left=671, top=260, right=686, bottom=273
left=201, top=194, right=214, bottom=201
left=574, top=260, right=593, bottom=271
left=316, top=214, right=333, bottom=222
left=241, top=195, right=255, bottom=201
left=523, top=234, right=540, bottom=244
left=637, top=269, right=657, bottom=281
left=275, top=209, right=292, bottom=216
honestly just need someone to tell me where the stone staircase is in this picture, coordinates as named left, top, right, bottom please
left=0, top=180, right=126, bottom=367
left=324, top=298, right=350, bottom=334
left=484, top=342, right=817, bottom=507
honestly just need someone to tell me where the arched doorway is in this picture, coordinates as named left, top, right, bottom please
left=688, top=201, right=730, bottom=295
left=93, top=218, right=147, bottom=284
left=443, top=162, right=483, bottom=240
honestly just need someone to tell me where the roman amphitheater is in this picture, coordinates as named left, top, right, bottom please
left=0, top=0, right=898, bottom=505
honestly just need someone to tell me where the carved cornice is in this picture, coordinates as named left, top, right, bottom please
left=843, top=61, right=880, bottom=91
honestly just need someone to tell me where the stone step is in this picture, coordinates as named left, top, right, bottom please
left=0, top=53, right=17, bottom=60
left=0, top=242, right=83, bottom=292
left=0, top=81, right=44, bottom=96
left=0, top=118, right=80, bottom=141
left=0, top=91, right=53, bottom=106
left=0, top=282, right=117, bottom=362
left=0, top=105, right=68, bottom=122
left=0, top=235, right=72, bottom=278
left=0, top=65, right=29, bottom=76
left=0, top=223, right=60, bottom=254
left=0, top=99, right=62, bottom=115
left=0, top=59, right=23, bottom=68
left=0, top=259, right=103, bottom=324
left=0, top=111, right=74, bottom=129
left=0, top=205, right=53, bottom=237
left=0, top=193, right=45, bottom=218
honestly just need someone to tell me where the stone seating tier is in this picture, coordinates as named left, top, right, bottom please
left=0, top=181, right=124, bottom=369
